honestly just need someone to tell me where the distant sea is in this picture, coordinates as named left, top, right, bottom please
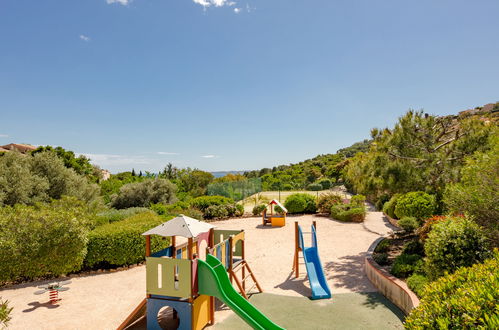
left=210, top=171, right=245, bottom=178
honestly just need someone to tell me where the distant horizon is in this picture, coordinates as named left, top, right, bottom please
left=1, top=1, right=498, bottom=173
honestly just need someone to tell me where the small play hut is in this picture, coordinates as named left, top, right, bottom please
left=262, top=199, right=288, bottom=227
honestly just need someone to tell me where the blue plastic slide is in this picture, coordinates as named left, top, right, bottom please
left=298, top=224, right=332, bottom=300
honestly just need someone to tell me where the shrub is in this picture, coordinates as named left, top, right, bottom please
left=424, top=216, right=491, bottom=280
left=85, top=212, right=170, bottom=268
left=252, top=204, right=266, bottom=216
left=405, top=252, right=499, bottom=329
left=402, top=240, right=424, bottom=256
left=418, top=215, right=447, bottom=242
left=316, top=193, right=342, bottom=213
left=0, top=197, right=91, bottom=283
left=394, top=191, right=436, bottom=220
left=406, top=274, right=429, bottom=297
left=94, top=207, right=152, bottom=227
left=373, top=253, right=389, bottom=266
left=150, top=201, right=189, bottom=216
left=375, top=194, right=390, bottom=211
left=183, top=207, right=204, bottom=220
left=374, top=239, right=391, bottom=253
left=204, top=205, right=229, bottom=220
left=284, top=193, right=316, bottom=214
left=317, top=178, right=332, bottom=190
left=350, top=194, right=366, bottom=207
left=307, top=183, right=322, bottom=191
left=189, top=195, right=234, bottom=212
left=0, top=298, right=13, bottom=328
left=274, top=205, right=284, bottom=214
left=111, top=179, right=177, bottom=209
left=382, top=194, right=402, bottom=219
left=331, top=204, right=366, bottom=222
left=391, top=253, right=422, bottom=278
left=398, top=217, right=420, bottom=233
left=235, top=204, right=244, bottom=216
left=224, top=204, right=237, bottom=217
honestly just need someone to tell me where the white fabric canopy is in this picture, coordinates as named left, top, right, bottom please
left=270, top=199, right=288, bottom=213
left=142, top=214, right=215, bottom=238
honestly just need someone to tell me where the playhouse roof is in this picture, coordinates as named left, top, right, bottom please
left=142, top=214, right=215, bottom=238
left=269, top=199, right=288, bottom=213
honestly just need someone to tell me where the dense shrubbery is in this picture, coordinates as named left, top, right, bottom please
left=406, top=274, right=429, bottom=297
left=394, top=191, right=436, bottom=221
left=189, top=196, right=234, bottom=212
left=350, top=194, right=366, bottom=207
left=318, top=178, right=333, bottom=190
left=252, top=204, right=266, bottom=215
left=94, top=207, right=152, bottom=227
left=0, top=197, right=91, bottom=283
left=307, top=183, right=322, bottom=191
left=330, top=196, right=366, bottom=222
left=0, top=151, right=101, bottom=207
left=85, top=212, right=170, bottom=268
left=373, top=253, right=389, bottom=265
left=316, top=193, right=342, bottom=213
left=374, top=239, right=391, bottom=253
left=390, top=254, right=423, bottom=278
left=0, top=298, right=12, bottom=328
left=111, top=179, right=177, bottom=209
left=284, top=193, right=316, bottom=213
left=405, top=252, right=499, bottom=329
left=398, top=217, right=420, bottom=233
left=424, top=216, right=490, bottom=279
left=382, top=194, right=402, bottom=219
left=188, top=195, right=242, bottom=219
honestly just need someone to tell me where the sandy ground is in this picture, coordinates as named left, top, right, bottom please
left=0, top=211, right=396, bottom=329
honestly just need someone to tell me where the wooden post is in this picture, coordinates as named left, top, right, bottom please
left=293, top=221, right=299, bottom=278
left=171, top=236, right=176, bottom=259
left=241, top=230, right=246, bottom=291
left=187, top=237, right=193, bottom=260
left=145, top=235, right=151, bottom=257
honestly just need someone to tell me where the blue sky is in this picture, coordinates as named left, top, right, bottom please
left=1, top=0, right=498, bottom=173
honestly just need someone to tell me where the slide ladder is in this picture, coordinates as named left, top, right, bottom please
left=297, top=224, right=332, bottom=300
left=198, top=255, right=284, bottom=330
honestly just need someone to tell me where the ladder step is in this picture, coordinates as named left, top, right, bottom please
left=242, top=273, right=253, bottom=282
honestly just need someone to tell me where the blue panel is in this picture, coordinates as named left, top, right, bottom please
left=225, top=241, right=230, bottom=269
left=176, top=249, right=182, bottom=259
left=216, top=245, right=222, bottom=262
left=146, top=298, right=192, bottom=330
left=151, top=246, right=173, bottom=258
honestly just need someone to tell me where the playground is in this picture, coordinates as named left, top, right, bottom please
left=0, top=211, right=404, bottom=329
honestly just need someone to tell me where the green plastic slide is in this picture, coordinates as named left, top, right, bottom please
left=198, top=254, right=284, bottom=330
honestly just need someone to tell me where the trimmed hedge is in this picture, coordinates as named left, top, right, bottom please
left=331, top=204, right=366, bottom=222
left=284, top=193, right=317, bottom=214
left=94, top=207, right=152, bottom=227
left=382, top=193, right=402, bottom=219
left=394, top=191, right=436, bottom=220
left=424, top=216, right=490, bottom=280
left=189, top=195, right=234, bottom=212
left=0, top=197, right=91, bottom=283
left=398, top=217, right=420, bottom=233
left=85, top=212, right=171, bottom=268
left=390, top=253, right=423, bottom=278
left=405, top=252, right=499, bottom=329
left=406, top=274, right=429, bottom=298
left=316, top=193, right=342, bottom=213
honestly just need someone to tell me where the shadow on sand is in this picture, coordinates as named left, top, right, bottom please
left=23, top=301, right=60, bottom=313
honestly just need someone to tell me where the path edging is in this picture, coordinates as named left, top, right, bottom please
left=364, top=237, right=420, bottom=315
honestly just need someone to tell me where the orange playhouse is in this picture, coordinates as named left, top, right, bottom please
left=118, top=215, right=283, bottom=330
left=262, top=199, right=287, bottom=227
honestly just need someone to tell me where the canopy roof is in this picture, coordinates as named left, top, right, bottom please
left=142, top=214, right=215, bottom=238
left=269, top=199, right=288, bottom=213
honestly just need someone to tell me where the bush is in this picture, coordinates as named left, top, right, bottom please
left=418, top=215, right=447, bottom=242
left=150, top=201, right=189, bottom=216
left=235, top=204, right=244, bottom=216
left=391, top=253, right=423, bottom=278
left=0, top=197, right=91, bottom=283
left=252, top=204, right=266, bottom=216
left=85, top=212, right=170, bottom=268
left=189, top=195, right=234, bottom=212
left=111, top=179, right=177, bottom=209
left=375, top=194, right=390, bottom=211
left=402, top=240, right=424, bottom=256
left=316, top=193, right=342, bottom=213
left=405, top=252, right=499, bottom=329
left=394, top=191, right=436, bottom=220
left=307, top=183, right=322, bottom=191
left=373, top=253, right=389, bottom=266
left=398, top=217, right=420, bottom=233
left=350, top=194, right=366, bottom=207
left=284, top=193, right=316, bottom=214
left=406, top=274, right=429, bottom=297
left=94, top=207, right=152, bottom=227
left=204, top=205, right=229, bottom=220
left=318, top=178, right=332, bottom=190
left=331, top=204, right=366, bottom=222
left=374, top=239, right=391, bottom=253
left=0, top=298, right=13, bottom=328
left=382, top=194, right=402, bottom=219
left=183, top=207, right=204, bottom=220
left=424, top=216, right=491, bottom=280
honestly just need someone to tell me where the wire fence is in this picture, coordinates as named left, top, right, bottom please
left=207, top=178, right=262, bottom=201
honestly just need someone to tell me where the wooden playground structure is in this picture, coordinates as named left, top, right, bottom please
left=118, top=215, right=263, bottom=330
left=262, top=199, right=288, bottom=227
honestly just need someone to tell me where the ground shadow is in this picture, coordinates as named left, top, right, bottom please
left=357, top=292, right=406, bottom=321
left=254, top=224, right=283, bottom=229
left=273, top=271, right=310, bottom=297
left=23, top=301, right=60, bottom=313
left=324, top=252, right=376, bottom=293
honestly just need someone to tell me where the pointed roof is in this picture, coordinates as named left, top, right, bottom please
left=142, top=214, right=215, bottom=238
left=269, top=199, right=288, bottom=213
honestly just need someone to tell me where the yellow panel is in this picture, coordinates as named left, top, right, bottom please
left=271, top=216, right=286, bottom=227
left=182, top=247, right=187, bottom=259
left=146, top=257, right=192, bottom=298
left=221, top=242, right=226, bottom=267
left=193, top=295, right=211, bottom=330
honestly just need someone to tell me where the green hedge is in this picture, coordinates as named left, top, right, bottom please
left=189, top=195, right=234, bottom=212
left=0, top=197, right=91, bottom=283
left=284, top=193, right=316, bottom=214
left=394, top=191, right=436, bottom=220
left=382, top=193, right=402, bottom=219
left=316, top=193, right=342, bottom=213
left=253, top=204, right=266, bottom=216
left=330, top=204, right=366, bottom=222
left=406, top=274, right=429, bottom=298
left=390, top=253, right=422, bottom=278
left=398, top=217, right=420, bottom=233
left=84, top=212, right=171, bottom=268
left=94, top=207, right=152, bottom=227
left=405, top=252, right=499, bottom=329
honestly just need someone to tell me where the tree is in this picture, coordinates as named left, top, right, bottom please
left=111, top=178, right=177, bottom=209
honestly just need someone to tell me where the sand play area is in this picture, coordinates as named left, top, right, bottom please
left=0, top=211, right=403, bottom=329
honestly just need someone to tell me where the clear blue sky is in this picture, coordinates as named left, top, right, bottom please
left=1, top=0, right=498, bottom=173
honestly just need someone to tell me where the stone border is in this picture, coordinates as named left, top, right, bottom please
left=364, top=237, right=420, bottom=315
left=383, top=212, right=401, bottom=229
